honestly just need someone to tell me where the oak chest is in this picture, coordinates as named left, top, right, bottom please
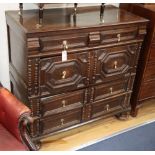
left=6, top=5, right=148, bottom=141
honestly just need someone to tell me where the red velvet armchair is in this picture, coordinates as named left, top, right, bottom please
left=0, top=84, right=39, bottom=151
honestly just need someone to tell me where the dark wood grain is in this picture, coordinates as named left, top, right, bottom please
left=6, top=5, right=148, bottom=141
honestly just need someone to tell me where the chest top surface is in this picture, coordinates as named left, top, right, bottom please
left=142, top=4, right=155, bottom=12
left=6, top=5, right=148, bottom=34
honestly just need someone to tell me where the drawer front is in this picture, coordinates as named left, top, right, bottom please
left=92, top=94, right=127, bottom=118
left=39, top=25, right=139, bottom=53
left=93, top=44, right=139, bottom=84
left=139, top=80, right=155, bottom=100
left=100, top=26, right=139, bottom=45
left=39, top=33, right=88, bottom=52
left=93, top=78, right=129, bottom=102
left=148, top=43, right=155, bottom=62
left=40, top=51, right=89, bottom=96
left=40, top=89, right=85, bottom=116
left=143, top=62, right=155, bottom=82
left=40, top=108, right=82, bottom=134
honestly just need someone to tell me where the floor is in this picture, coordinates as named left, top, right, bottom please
left=40, top=99, right=155, bottom=151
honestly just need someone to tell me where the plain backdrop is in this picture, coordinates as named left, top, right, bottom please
left=0, top=3, right=119, bottom=89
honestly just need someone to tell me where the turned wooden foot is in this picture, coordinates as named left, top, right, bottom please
left=115, top=111, right=129, bottom=121
left=130, top=108, right=138, bottom=117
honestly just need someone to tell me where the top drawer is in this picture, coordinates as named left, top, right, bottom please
left=37, top=25, right=142, bottom=53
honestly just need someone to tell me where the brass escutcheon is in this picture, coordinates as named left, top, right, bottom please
left=114, top=61, right=118, bottom=69
left=62, top=100, right=66, bottom=107
left=117, top=34, right=121, bottom=42
left=106, top=104, right=110, bottom=111
left=63, top=40, right=68, bottom=50
left=110, top=87, right=113, bottom=94
left=60, top=118, right=64, bottom=125
left=62, top=71, right=67, bottom=79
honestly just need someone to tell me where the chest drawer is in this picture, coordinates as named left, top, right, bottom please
left=91, top=94, right=127, bottom=118
left=93, top=78, right=129, bottom=102
left=40, top=108, right=82, bottom=135
left=139, top=80, right=155, bottom=100
left=93, top=44, right=139, bottom=84
left=100, top=26, right=139, bottom=45
left=38, top=25, right=140, bottom=53
left=40, top=89, right=85, bottom=117
left=39, top=33, right=88, bottom=52
left=40, top=51, right=89, bottom=96
left=39, top=27, right=141, bottom=53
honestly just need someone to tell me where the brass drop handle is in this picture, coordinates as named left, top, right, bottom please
left=63, top=40, right=68, bottom=50
left=114, top=61, right=118, bottom=69
left=62, top=100, right=66, bottom=108
left=106, top=104, right=110, bottom=111
left=60, top=118, right=64, bottom=126
left=117, top=34, right=121, bottom=42
left=110, top=87, right=113, bottom=94
left=62, top=71, right=67, bottom=79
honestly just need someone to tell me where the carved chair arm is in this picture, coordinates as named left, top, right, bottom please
left=0, top=87, right=40, bottom=150
left=18, top=114, right=40, bottom=151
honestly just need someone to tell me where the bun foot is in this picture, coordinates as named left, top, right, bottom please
left=115, top=111, right=129, bottom=121
left=130, top=108, right=138, bottom=117
left=34, top=140, right=41, bottom=150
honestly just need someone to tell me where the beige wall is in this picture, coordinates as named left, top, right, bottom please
left=23, top=3, right=119, bottom=9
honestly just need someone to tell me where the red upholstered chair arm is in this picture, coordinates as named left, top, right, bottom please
left=0, top=87, right=39, bottom=150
